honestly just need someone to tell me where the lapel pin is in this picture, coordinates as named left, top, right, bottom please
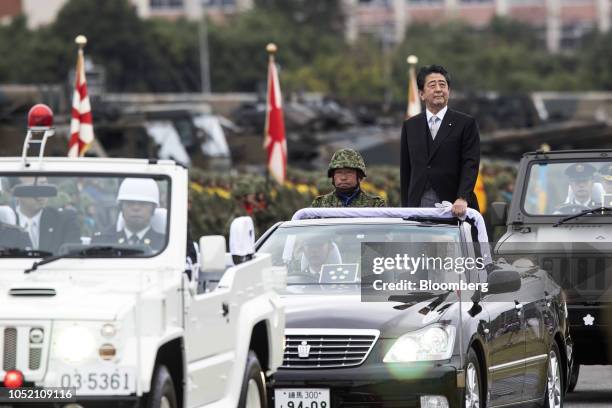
left=118, top=237, right=125, bottom=244
left=144, top=238, right=151, bottom=245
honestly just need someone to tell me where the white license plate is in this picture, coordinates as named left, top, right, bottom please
left=59, top=366, right=135, bottom=396
left=275, top=388, right=330, bottom=408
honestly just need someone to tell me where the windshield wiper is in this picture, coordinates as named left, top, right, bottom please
left=553, top=206, right=612, bottom=227
left=24, top=246, right=145, bottom=274
left=0, top=248, right=52, bottom=258
left=389, top=290, right=455, bottom=311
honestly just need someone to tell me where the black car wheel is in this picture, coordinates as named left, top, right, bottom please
left=567, top=363, right=579, bottom=393
left=238, top=350, right=267, bottom=408
left=147, top=365, right=178, bottom=408
left=464, top=348, right=483, bottom=408
left=544, top=343, right=563, bottom=408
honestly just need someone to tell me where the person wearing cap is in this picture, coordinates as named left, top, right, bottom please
left=556, top=163, right=601, bottom=212
left=311, top=148, right=386, bottom=208
left=298, top=236, right=342, bottom=277
left=599, top=164, right=612, bottom=195
left=93, top=178, right=165, bottom=252
left=12, top=177, right=80, bottom=253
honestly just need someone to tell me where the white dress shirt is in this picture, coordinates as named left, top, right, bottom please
left=16, top=207, right=43, bottom=249
left=426, top=105, right=448, bottom=139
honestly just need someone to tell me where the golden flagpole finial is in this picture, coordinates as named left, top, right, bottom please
left=266, top=43, right=277, bottom=55
left=75, top=35, right=87, bottom=49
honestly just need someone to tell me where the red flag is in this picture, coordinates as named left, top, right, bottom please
left=263, top=55, right=287, bottom=185
left=67, top=44, right=94, bottom=157
left=405, top=63, right=421, bottom=119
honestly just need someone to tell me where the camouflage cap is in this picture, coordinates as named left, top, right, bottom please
left=327, top=148, right=367, bottom=177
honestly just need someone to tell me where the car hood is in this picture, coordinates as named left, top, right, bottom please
left=0, top=270, right=146, bottom=321
left=498, top=225, right=612, bottom=250
left=281, top=292, right=456, bottom=338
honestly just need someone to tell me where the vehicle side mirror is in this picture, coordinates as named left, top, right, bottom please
left=487, top=269, right=521, bottom=294
left=490, top=202, right=508, bottom=227
left=229, top=216, right=255, bottom=265
left=199, top=235, right=226, bottom=274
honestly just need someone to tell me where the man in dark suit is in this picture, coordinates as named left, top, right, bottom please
left=13, top=179, right=81, bottom=254
left=400, top=65, right=480, bottom=217
left=93, top=178, right=165, bottom=252
left=0, top=222, right=32, bottom=250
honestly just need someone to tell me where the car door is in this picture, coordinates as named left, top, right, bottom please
left=184, top=277, right=235, bottom=406
left=520, top=270, right=552, bottom=402
left=483, top=286, right=526, bottom=406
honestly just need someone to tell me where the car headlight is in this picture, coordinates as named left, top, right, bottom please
left=383, top=325, right=456, bottom=363
left=56, top=326, right=96, bottom=364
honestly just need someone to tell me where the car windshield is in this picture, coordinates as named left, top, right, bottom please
left=0, top=173, right=169, bottom=257
left=258, top=223, right=467, bottom=294
left=523, top=161, right=612, bottom=215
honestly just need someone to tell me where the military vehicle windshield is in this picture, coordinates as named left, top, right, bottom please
left=523, top=161, right=612, bottom=215
left=258, top=223, right=467, bottom=292
left=0, top=174, right=169, bottom=257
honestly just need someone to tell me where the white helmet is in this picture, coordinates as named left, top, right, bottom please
left=117, top=178, right=159, bottom=207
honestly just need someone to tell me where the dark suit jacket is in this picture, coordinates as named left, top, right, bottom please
left=0, top=223, right=32, bottom=249
left=16, top=207, right=81, bottom=253
left=400, top=109, right=480, bottom=210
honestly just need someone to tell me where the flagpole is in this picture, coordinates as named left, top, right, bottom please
left=405, top=54, right=418, bottom=119
left=264, top=43, right=277, bottom=190
left=75, top=35, right=87, bottom=76
left=68, top=35, right=87, bottom=158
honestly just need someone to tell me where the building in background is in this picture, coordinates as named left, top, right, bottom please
left=0, top=0, right=254, bottom=28
left=347, top=0, right=611, bottom=52
left=0, top=0, right=609, bottom=51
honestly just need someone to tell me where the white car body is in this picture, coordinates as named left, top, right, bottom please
left=0, top=157, right=284, bottom=407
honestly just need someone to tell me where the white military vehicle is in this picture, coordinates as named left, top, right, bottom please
left=0, top=104, right=284, bottom=407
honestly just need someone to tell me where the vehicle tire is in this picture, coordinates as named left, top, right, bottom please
left=238, top=350, right=267, bottom=408
left=147, top=365, right=178, bottom=408
left=544, top=343, right=564, bottom=408
left=567, top=363, right=579, bottom=393
left=464, top=348, right=483, bottom=408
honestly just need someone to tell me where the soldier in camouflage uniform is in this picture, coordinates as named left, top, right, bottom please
left=311, top=148, right=386, bottom=207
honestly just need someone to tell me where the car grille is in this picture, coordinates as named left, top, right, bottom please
left=3, top=328, right=17, bottom=370
left=540, top=256, right=611, bottom=294
left=281, top=329, right=379, bottom=369
left=1, top=323, right=49, bottom=377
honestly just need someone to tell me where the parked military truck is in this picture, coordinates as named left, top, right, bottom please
left=492, top=149, right=612, bottom=391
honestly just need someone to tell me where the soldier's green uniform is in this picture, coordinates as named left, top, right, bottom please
left=312, top=190, right=385, bottom=207
left=311, top=148, right=386, bottom=208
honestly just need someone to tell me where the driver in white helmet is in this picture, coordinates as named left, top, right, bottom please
left=93, top=178, right=165, bottom=252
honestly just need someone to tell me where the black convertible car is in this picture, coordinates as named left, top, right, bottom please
left=256, top=208, right=572, bottom=408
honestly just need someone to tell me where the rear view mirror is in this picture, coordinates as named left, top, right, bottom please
left=490, top=202, right=508, bottom=227
left=199, top=235, right=226, bottom=274
left=12, top=184, right=57, bottom=198
left=487, top=268, right=521, bottom=294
